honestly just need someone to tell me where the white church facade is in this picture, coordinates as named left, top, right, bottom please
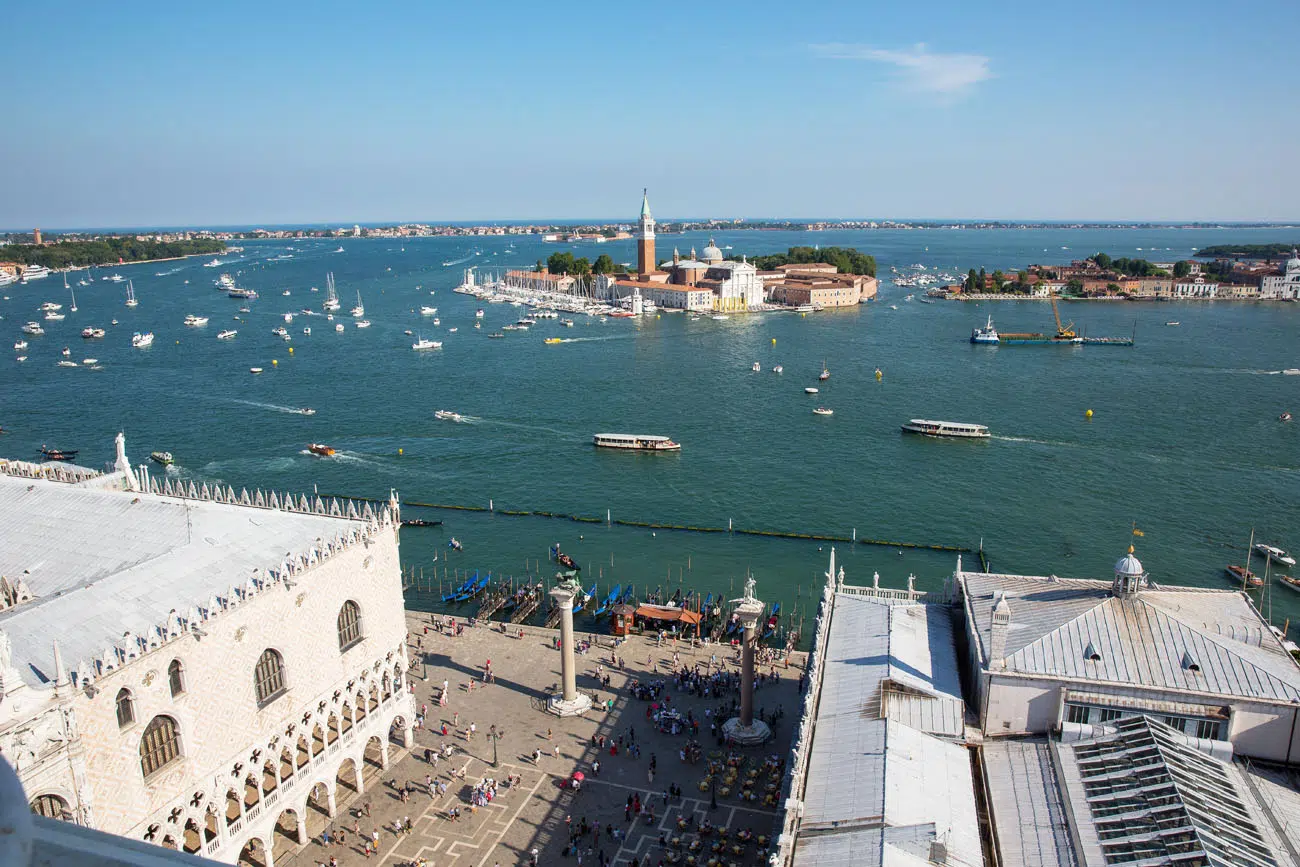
left=0, top=435, right=415, bottom=866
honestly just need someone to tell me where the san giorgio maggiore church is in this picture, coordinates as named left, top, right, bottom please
left=0, top=434, right=414, bottom=865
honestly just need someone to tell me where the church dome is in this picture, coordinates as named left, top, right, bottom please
left=1114, top=547, right=1144, bottom=578
left=702, top=239, right=723, bottom=264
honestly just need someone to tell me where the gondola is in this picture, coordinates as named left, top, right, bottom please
left=441, top=575, right=475, bottom=603
left=593, top=584, right=622, bottom=617
left=40, top=446, right=78, bottom=462
left=401, top=518, right=444, bottom=527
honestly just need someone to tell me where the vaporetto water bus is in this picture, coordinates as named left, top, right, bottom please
left=592, top=433, right=681, bottom=451
left=900, top=419, right=990, bottom=439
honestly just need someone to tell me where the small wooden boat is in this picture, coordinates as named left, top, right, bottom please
left=1226, top=564, right=1262, bottom=588
left=307, top=443, right=336, bottom=457
left=1277, top=574, right=1300, bottom=592
left=813, top=407, right=834, bottom=416
left=40, top=446, right=78, bottom=462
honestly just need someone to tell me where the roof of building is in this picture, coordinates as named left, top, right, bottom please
left=961, top=569, right=1300, bottom=703
left=640, top=190, right=652, bottom=220
left=702, top=240, right=723, bottom=263
left=0, top=473, right=368, bottom=688
left=794, top=593, right=978, bottom=867
left=1055, top=715, right=1291, bottom=867
left=982, top=740, right=1080, bottom=867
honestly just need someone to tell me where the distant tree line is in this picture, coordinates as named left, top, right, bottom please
left=1089, top=253, right=1168, bottom=277
left=743, top=246, right=877, bottom=277
left=0, top=237, right=227, bottom=269
left=1194, top=243, right=1300, bottom=259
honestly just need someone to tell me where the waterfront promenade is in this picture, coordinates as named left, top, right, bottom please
left=278, top=612, right=805, bottom=867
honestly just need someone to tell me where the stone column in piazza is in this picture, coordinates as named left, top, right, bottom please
left=547, top=583, right=593, bottom=717
left=723, top=577, right=773, bottom=746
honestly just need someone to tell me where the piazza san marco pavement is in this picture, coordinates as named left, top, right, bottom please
left=271, top=610, right=807, bottom=867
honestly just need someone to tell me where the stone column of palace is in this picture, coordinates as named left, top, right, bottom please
left=547, top=586, right=592, bottom=717
left=723, top=589, right=772, bottom=746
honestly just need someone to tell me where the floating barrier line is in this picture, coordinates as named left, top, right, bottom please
left=318, top=495, right=974, bottom=554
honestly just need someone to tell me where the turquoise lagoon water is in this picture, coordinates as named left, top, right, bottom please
left=2, top=227, right=1298, bottom=636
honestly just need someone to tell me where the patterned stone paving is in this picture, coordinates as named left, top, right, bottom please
left=275, top=613, right=805, bottom=867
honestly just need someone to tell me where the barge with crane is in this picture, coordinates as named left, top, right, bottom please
left=973, top=291, right=1135, bottom=346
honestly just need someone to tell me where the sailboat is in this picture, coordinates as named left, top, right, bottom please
left=323, top=272, right=341, bottom=312
left=125, top=281, right=138, bottom=308
left=350, top=290, right=365, bottom=318
left=1226, top=529, right=1263, bottom=589
left=69, top=280, right=78, bottom=313
left=819, top=360, right=829, bottom=381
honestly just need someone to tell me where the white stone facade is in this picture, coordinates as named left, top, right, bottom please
left=0, top=447, right=415, bottom=866
left=1261, top=257, right=1300, bottom=300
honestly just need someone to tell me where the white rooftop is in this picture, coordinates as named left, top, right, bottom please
left=962, top=570, right=1300, bottom=703
left=0, top=473, right=367, bottom=688
left=793, top=593, right=978, bottom=867
left=982, top=740, right=1079, bottom=867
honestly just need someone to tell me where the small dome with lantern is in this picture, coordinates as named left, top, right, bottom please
left=1112, top=545, right=1147, bottom=597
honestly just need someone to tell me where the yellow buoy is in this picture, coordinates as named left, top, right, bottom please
left=875, top=369, right=883, bottom=380
left=1086, top=408, right=1093, bottom=418
left=771, top=338, right=776, bottom=344
left=288, top=347, right=294, bottom=354
left=272, top=359, right=278, bottom=366
left=398, top=448, right=404, bottom=455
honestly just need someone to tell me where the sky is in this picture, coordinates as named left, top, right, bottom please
left=3, top=0, right=1299, bottom=228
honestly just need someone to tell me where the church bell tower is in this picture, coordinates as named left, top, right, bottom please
left=636, top=189, right=656, bottom=275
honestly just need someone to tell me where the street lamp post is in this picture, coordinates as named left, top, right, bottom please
left=489, top=724, right=500, bottom=768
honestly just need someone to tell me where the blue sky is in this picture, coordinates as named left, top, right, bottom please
left=3, top=0, right=1298, bottom=228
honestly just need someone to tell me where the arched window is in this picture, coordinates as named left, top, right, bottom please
left=116, top=688, right=136, bottom=729
left=168, top=659, right=186, bottom=697
left=31, top=793, right=70, bottom=821
left=139, top=716, right=182, bottom=778
left=337, top=601, right=363, bottom=651
left=254, top=649, right=287, bottom=706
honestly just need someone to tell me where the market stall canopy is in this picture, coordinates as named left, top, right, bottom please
left=635, top=604, right=702, bottom=625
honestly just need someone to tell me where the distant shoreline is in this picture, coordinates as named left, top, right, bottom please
left=953, top=293, right=1293, bottom=303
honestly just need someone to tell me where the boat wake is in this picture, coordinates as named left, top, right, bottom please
left=224, top=398, right=312, bottom=415
left=475, top=417, right=582, bottom=440
left=441, top=252, right=478, bottom=267
left=992, top=435, right=1081, bottom=448
left=154, top=267, right=184, bottom=276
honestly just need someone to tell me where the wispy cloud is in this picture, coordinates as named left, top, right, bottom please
left=811, top=43, right=992, bottom=96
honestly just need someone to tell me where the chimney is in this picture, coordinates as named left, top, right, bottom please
left=990, top=593, right=1012, bottom=663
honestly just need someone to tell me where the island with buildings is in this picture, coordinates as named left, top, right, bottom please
left=480, top=192, right=879, bottom=314
left=943, top=250, right=1300, bottom=301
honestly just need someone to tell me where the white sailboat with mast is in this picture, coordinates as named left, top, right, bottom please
left=125, top=280, right=138, bottom=308
left=350, top=289, right=365, bottom=317
left=323, top=272, right=341, bottom=312
left=68, top=275, right=78, bottom=312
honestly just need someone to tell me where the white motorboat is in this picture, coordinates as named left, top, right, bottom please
left=900, top=419, right=990, bottom=439
left=44, top=311, right=65, bottom=321
left=271, top=327, right=288, bottom=337
left=15, top=356, right=26, bottom=362
left=335, top=323, right=344, bottom=332
left=475, top=309, right=485, bottom=318
left=40, top=302, right=62, bottom=312
left=433, top=318, right=441, bottom=326
left=57, top=360, right=78, bottom=367
left=82, top=358, right=98, bottom=365
left=356, top=320, right=371, bottom=328
left=794, top=305, right=815, bottom=313
left=250, top=367, right=263, bottom=374
left=125, top=281, right=138, bottom=307
left=81, top=327, right=105, bottom=339
left=772, top=365, right=783, bottom=374
left=971, top=315, right=999, bottom=344
left=61, top=347, right=71, bottom=356
left=1255, top=544, right=1297, bottom=568
left=421, top=306, right=438, bottom=315
left=283, top=312, right=294, bottom=323
left=334, top=246, right=345, bottom=253
left=282, top=290, right=291, bottom=296
left=711, top=314, right=730, bottom=320
left=13, top=340, right=27, bottom=350
left=184, top=314, right=209, bottom=326
left=131, top=331, right=154, bottom=348
left=805, top=387, right=819, bottom=394
left=22, top=322, right=44, bottom=335
left=412, top=337, right=442, bottom=350
left=203, top=258, right=222, bottom=268
left=448, top=327, right=457, bottom=333
left=1165, top=321, right=1180, bottom=326
left=217, top=330, right=237, bottom=339
left=21, top=265, right=52, bottom=281
left=106, top=273, right=125, bottom=283
left=434, top=410, right=465, bottom=422
left=302, top=327, right=311, bottom=335
left=813, top=407, right=833, bottom=416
